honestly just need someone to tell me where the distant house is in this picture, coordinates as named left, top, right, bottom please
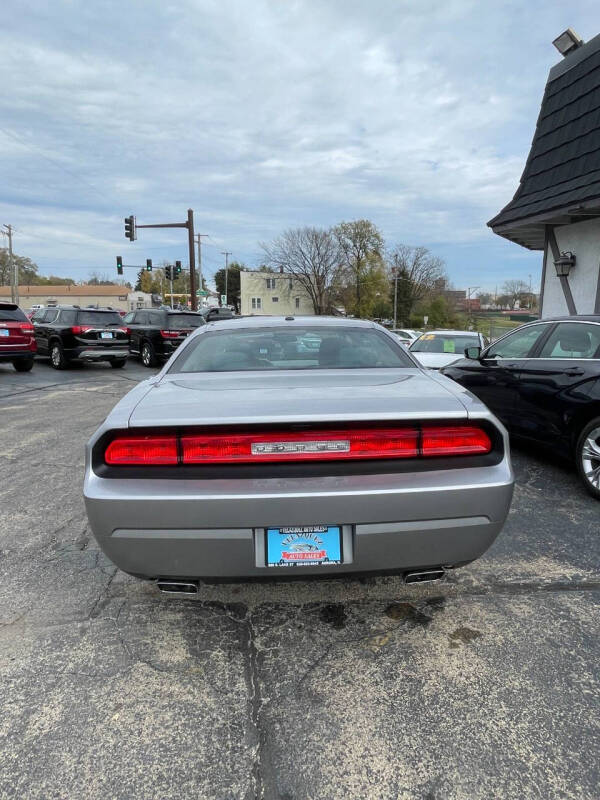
left=0, top=284, right=149, bottom=311
left=489, top=29, right=600, bottom=317
left=239, top=271, right=315, bottom=316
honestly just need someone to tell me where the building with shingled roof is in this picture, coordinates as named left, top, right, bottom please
left=489, top=28, right=600, bottom=317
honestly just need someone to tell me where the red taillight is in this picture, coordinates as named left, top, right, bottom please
left=105, top=435, right=178, bottom=465
left=71, top=325, right=93, bottom=334
left=421, top=425, right=491, bottom=456
left=181, top=427, right=420, bottom=464
left=18, top=323, right=34, bottom=334
left=104, top=425, right=492, bottom=466
left=160, top=330, right=180, bottom=338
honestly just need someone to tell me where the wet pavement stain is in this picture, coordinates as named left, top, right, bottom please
left=319, top=603, right=347, bottom=629
left=384, top=602, right=433, bottom=626
left=448, top=626, right=483, bottom=649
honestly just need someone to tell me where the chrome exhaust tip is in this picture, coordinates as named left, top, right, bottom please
left=156, top=580, right=199, bottom=595
left=404, top=569, right=445, bottom=584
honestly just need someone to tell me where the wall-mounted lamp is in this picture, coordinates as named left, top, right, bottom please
left=552, top=29, right=584, bottom=57
left=554, top=251, right=576, bottom=277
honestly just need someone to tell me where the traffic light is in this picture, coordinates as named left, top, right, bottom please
left=124, top=215, right=136, bottom=241
left=174, top=260, right=182, bottom=276
left=116, top=256, right=123, bottom=276
left=165, top=265, right=172, bottom=280
left=146, top=259, right=153, bottom=272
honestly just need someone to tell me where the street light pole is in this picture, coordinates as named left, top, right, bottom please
left=221, top=251, right=232, bottom=306
left=392, top=268, right=398, bottom=329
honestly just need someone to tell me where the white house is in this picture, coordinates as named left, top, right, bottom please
left=489, top=29, right=600, bottom=317
left=240, top=271, right=315, bottom=316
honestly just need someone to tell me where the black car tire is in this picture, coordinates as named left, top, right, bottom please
left=13, top=358, right=34, bottom=372
left=576, top=417, right=600, bottom=500
left=110, top=359, right=127, bottom=369
left=50, top=341, right=69, bottom=370
left=141, top=341, right=157, bottom=368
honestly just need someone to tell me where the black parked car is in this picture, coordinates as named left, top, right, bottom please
left=122, top=308, right=206, bottom=367
left=32, top=306, right=129, bottom=369
left=441, top=316, right=600, bottom=499
left=200, top=306, right=234, bottom=322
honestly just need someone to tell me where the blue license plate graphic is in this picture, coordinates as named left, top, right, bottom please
left=266, top=526, right=342, bottom=567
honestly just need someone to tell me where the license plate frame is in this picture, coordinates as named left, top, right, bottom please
left=100, top=331, right=113, bottom=339
left=266, top=525, right=342, bottom=568
left=0, top=329, right=9, bottom=337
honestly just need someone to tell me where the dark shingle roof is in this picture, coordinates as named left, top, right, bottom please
left=489, top=33, right=600, bottom=249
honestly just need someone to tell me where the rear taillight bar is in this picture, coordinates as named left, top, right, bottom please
left=160, top=330, right=181, bottom=338
left=104, top=435, right=178, bottom=465
left=104, top=425, right=492, bottom=466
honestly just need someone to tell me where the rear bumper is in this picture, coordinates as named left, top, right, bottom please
left=84, top=460, right=514, bottom=579
left=0, top=349, right=35, bottom=362
left=71, top=348, right=129, bottom=361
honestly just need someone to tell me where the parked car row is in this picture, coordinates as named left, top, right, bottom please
left=0, top=304, right=237, bottom=371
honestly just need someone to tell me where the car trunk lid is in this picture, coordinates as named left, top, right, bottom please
left=128, top=369, right=469, bottom=428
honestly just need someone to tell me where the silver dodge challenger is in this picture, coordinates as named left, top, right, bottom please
left=84, top=316, right=514, bottom=593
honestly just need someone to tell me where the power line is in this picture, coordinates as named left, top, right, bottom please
left=0, top=127, right=108, bottom=203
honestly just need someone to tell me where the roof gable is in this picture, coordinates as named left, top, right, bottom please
left=489, top=33, right=600, bottom=249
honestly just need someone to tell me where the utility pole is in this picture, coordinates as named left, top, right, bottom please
left=2, top=225, right=16, bottom=304
left=392, top=267, right=398, bottom=329
left=528, top=273, right=532, bottom=309
left=221, top=251, right=232, bottom=306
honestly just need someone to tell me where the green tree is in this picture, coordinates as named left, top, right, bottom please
left=215, top=262, right=246, bottom=312
left=333, top=220, right=384, bottom=318
left=134, top=269, right=153, bottom=292
left=0, top=250, right=40, bottom=285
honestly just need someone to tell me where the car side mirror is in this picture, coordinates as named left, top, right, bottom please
left=464, top=346, right=481, bottom=360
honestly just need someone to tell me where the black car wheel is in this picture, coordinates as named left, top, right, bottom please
left=13, top=358, right=34, bottom=372
left=50, top=342, right=68, bottom=370
left=576, top=417, right=600, bottom=500
left=110, top=359, right=127, bottom=369
left=141, top=341, right=157, bottom=368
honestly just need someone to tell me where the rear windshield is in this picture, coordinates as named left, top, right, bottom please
left=169, top=326, right=414, bottom=373
left=77, top=311, right=123, bottom=326
left=411, top=333, right=479, bottom=354
left=0, top=305, right=27, bottom=322
left=167, top=313, right=205, bottom=329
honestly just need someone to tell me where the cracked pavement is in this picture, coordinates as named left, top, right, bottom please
left=0, top=360, right=598, bottom=799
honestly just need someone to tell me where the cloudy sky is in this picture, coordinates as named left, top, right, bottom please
left=1, top=0, right=599, bottom=291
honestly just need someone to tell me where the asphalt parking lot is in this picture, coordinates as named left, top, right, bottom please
left=0, top=359, right=598, bottom=800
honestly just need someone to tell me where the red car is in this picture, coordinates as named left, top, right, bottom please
left=0, top=302, right=37, bottom=371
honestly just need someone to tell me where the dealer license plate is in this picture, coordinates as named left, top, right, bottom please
left=100, top=331, right=113, bottom=339
left=266, top=525, right=342, bottom=567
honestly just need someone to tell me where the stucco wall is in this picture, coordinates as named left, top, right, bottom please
left=542, top=218, right=600, bottom=317
left=240, top=272, right=314, bottom=316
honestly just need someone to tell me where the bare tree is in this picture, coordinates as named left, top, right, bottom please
left=502, top=279, right=529, bottom=309
left=388, top=245, right=447, bottom=323
left=261, top=227, right=340, bottom=314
